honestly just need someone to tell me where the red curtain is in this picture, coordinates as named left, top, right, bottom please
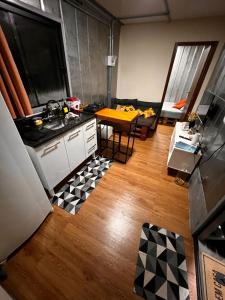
left=0, top=26, right=33, bottom=118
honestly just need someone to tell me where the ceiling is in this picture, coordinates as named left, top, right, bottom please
left=95, top=0, right=225, bottom=24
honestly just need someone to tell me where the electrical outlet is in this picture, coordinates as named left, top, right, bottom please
left=107, top=56, right=117, bottom=67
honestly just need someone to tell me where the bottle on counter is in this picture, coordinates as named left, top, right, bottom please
left=62, top=100, right=69, bottom=115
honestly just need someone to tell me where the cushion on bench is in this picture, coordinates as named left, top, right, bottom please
left=111, top=98, right=162, bottom=131
left=111, top=98, right=138, bottom=109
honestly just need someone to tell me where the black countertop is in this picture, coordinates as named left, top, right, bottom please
left=19, top=113, right=95, bottom=148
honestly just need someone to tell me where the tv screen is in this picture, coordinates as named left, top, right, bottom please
left=0, top=7, right=67, bottom=108
left=199, top=96, right=225, bottom=212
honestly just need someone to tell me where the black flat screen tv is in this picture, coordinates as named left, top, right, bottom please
left=199, top=96, right=225, bottom=213
left=189, top=95, right=225, bottom=234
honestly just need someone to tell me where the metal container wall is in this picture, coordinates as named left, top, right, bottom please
left=111, top=21, right=120, bottom=99
left=61, top=1, right=109, bottom=105
left=1, top=0, right=120, bottom=106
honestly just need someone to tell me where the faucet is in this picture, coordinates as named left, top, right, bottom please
left=44, top=100, right=61, bottom=122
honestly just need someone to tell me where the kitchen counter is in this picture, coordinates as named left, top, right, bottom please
left=18, top=113, right=95, bottom=148
left=24, top=114, right=98, bottom=195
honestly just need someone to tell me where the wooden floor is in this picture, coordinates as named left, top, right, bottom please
left=2, top=125, right=197, bottom=300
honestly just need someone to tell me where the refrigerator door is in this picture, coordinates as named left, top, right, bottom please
left=0, top=286, right=13, bottom=300
left=0, top=94, right=52, bottom=262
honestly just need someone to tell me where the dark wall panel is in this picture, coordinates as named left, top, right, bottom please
left=77, top=10, right=92, bottom=103
left=200, top=97, right=225, bottom=212
left=0, top=7, right=67, bottom=107
left=18, top=0, right=41, bottom=9
left=88, top=16, right=100, bottom=103
left=61, top=0, right=109, bottom=105
left=98, top=22, right=108, bottom=104
left=0, top=9, right=38, bottom=107
left=13, top=14, right=66, bottom=104
left=111, top=21, right=120, bottom=98
left=3, top=0, right=120, bottom=106
left=17, top=0, right=60, bottom=17
left=43, top=0, right=60, bottom=17
left=62, top=1, right=83, bottom=99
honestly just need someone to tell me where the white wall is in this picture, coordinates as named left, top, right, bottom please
left=116, top=17, right=225, bottom=110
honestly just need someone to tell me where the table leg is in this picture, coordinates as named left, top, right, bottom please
left=106, top=125, right=109, bottom=147
left=99, top=124, right=102, bottom=154
left=112, top=126, right=116, bottom=160
left=118, top=130, right=122, bottom=152
left=130, top=119, right=138, bottom=155
left=125, top=123, right=132, bottom=163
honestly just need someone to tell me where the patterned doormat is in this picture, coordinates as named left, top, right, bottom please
left=134, top=223, right=189, bottom=300
left=51, top=156, right=112, bottom=215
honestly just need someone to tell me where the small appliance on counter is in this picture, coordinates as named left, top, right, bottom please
left=66, top=97, right=81, bottom=114
left=43, top=99, right=64, bottom=120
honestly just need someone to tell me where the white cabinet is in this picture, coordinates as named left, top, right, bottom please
left=27, top=118, right=97, bottom=196
left=84, top=119, right=96, bottom=136
left=26, top=136, right=70, bottom=192
left=83, top=119, right=97, bottom=157
left=167, top=122, right=202, bottom=174
left=64, top=125, right=86, bottom=172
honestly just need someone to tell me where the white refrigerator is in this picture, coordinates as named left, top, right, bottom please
left=0, top=93, right=52, bottom=263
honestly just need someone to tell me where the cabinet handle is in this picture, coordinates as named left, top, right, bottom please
left=87, top=134, right=95, bottom=143
left=42, top=141, right=60, bottom=156
left=86, top=122, right=95, bottom=131
left=88, top=144, right=96, bottom=154
left=68, top=130, right=80, bottom=141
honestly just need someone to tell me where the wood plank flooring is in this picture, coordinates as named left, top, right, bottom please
left=2, top=124, right=197, bottom=300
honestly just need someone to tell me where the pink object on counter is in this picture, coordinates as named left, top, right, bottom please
left=66, top=97, right=81, bottom=113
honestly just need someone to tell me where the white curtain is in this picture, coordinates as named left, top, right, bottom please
left=165, top=45, right=210, bottom=103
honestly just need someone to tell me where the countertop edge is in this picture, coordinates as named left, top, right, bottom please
left=23, top=114, right=96, bottom=148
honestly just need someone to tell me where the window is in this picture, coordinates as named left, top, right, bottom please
left=0, top=4, right=68, bottom=108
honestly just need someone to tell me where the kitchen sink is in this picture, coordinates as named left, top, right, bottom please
left=43, top=120, right=66, bottom=131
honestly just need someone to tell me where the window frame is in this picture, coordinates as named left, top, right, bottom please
left=0, top=1, right=70, bottom=108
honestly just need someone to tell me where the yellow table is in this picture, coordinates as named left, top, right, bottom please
left=95, top=108, right=138, bottom=124
left=95, top=108, right=139, bottom=163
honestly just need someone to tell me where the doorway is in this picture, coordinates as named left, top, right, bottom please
left=161, top=41, right=218, bottom=120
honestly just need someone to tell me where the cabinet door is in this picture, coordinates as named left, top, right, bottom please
left=85, top=142, right=97, bottom=157
left=83, top=119, right=96, bottom=139
left=84, top=132, right=97, bottom=157
left=36, top=136, right=70, bottom=190
left=83, top=119, right=97, bottom=157
left=64, top=126, right=86, bottom=172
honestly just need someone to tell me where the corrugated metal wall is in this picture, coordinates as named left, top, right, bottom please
left=165, top=45, right=210, bottom=103
left=18, top=0, right=61, bottom=16
left=18, top=0, right=41, bottom=9
left=3, top=0, right=120, bottom=106
left=62, top=1, right=109, bottom=104
left=111, top=21, right=120, bottom=98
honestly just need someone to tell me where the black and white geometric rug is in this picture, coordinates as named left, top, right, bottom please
left=134, top=223, right=189, bottom=300
left=51, top=156, right=112, bottom=215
